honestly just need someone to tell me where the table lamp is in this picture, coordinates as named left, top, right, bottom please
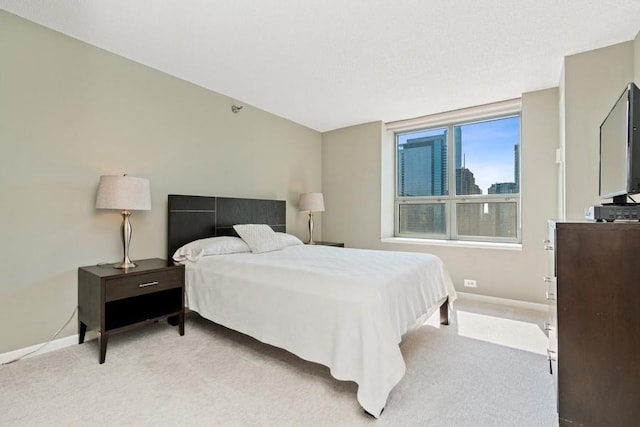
left=95, top=174, right=151, bottom=268
left=299, top=192, right=325, bottom=244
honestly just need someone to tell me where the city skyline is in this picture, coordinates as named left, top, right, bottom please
left=456, top=116, right=520, bottom=193
left=397, top=115, right=520, bottom=195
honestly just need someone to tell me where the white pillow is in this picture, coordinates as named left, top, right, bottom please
left=276, top=232, right=303, bottom=246
left=173, top=236, right=250, bottom=262
left=233, top=224, right=287, bottom=254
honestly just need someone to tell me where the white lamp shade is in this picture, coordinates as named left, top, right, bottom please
left=95, top=175, right=151, bottom=211
left=299, top=192, right=325, bottom=212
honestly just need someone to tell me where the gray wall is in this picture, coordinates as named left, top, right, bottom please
left=322, top=90, right=559, bottom=303
left=321, top=122, right=385, bottom=248
left=562, top=41, right=636, bottom=220
left=0, top=11, right=322, bottom=354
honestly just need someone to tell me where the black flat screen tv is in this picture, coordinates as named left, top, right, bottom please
left=599, top=82, right=640, bottom=205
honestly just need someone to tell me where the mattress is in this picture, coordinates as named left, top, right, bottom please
left=184, top=244, right=456, bottom=417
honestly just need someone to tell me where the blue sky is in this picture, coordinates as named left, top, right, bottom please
left=459, top=115, right=520, bottom=193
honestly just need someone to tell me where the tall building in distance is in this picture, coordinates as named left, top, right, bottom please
left=397, top=132, right=448, bottom=234
left=456, top=166, right=482, bottom=195
left=454, top=127, right=462, bottom=170
left=453, top=128, right=482, bottom=195
left=488, top=182, right=518, bottom=194
left=397, top=133, right=448, bottom=196
left=514, top=144, right=520, bottom=191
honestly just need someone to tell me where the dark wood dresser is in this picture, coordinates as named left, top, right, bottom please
left=550, top=221, right=640, bottom=426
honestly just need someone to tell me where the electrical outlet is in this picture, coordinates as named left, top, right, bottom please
left=464, top=279, right=477, bottom=288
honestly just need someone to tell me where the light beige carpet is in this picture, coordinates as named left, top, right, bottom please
left=0, top=297, right=558, bottom=426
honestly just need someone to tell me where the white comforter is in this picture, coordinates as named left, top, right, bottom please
left=184, top=245, right=456, bottom=417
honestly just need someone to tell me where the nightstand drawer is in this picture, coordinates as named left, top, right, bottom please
left=105, top=269, right=183, bottom=302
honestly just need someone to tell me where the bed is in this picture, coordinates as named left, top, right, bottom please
left=167, top=194, right=457, bottom=417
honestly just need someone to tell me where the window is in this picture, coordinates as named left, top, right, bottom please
left=395, top=114, right=520, bottom=243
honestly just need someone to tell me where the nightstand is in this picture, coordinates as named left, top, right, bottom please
left=77, top=258, right=185, bottom=363
left=310, top=241, right=345, bottom=247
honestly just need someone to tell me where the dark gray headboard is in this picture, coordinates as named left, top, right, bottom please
left=167, top=195, right=286, bottom=260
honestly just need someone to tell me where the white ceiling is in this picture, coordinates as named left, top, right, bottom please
left=2, top=1, right=640, bottom=132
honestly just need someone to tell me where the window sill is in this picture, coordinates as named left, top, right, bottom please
left=380, top=237, right=522, bottom=251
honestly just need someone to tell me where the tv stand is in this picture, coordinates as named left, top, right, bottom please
left=605, top=194, right=638, bottom=205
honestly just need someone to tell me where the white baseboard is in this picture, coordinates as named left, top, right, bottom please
left=0, top=334, right=79, bottom=365
left=456, top=291, right=548, bottom=312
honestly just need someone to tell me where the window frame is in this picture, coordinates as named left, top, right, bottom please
left=393, top=107, right=522, bottom=244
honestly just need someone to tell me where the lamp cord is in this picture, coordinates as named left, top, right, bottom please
left=2, top=307, right=78, bottom=365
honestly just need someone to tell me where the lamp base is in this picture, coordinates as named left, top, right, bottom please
left=114, top=210, right=138, bottom=269
left=112, top=260, right=137, bottom=269
left=307, top=212, right=316, bottom=245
